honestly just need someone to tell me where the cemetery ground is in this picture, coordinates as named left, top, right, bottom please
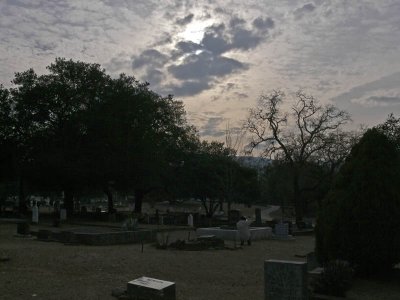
left=1, top=204, right=400, bottom=300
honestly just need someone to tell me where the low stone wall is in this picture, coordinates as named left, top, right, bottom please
left=37, top=228, right=154, bottom=245
left=196, top=227, right=272, bottom=241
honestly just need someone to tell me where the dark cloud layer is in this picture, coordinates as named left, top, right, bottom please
left=167, top=15, right=274, bottom=96
left=132, top=49, right=169, bottom=69
left=201, top=116, right=225, bottom=137
left=168, top=51, right=246, bottom=80
left=201, top=16, right=274, bottom=54
left=126, top=13, right=275, bottom=97
left=176, top=13, right=194, bottom=26
left=294, top=3, right=316, bottom=19
left=365, top=96, right=400, bottom=106
left=333, top=72, right=400, bottom=106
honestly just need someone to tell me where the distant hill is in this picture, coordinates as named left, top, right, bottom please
left=236, top=156, right=271, bottom=170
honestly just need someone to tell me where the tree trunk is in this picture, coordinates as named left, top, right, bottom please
left=293, top=169, right=304, bottom=224
left=64, top=189, right=74, bottom=217
left=134, top=189, right=144, bottom=213
left=104, top=185, right=114, bottom=214
left=18, top=177, right=27, bottom=216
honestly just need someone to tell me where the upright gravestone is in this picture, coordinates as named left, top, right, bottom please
left=60, top=208, right=67, bottom=221
left=264, top=259, right=308, bottom=300
left=127, top=276, right=176, bottom=300
left=187, top=214, right=193, bottom=227
left=255, top=208, right=262, bottom=225
left=274, top=222, right=289, bottom=237
left=32, top=203, right=39, bottom=224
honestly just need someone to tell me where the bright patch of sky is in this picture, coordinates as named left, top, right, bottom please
left=178, top=19, right=215, bottom=43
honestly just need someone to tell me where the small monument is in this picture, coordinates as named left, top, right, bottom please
left=264, top=259, right=308, bottom=300
left=60, top=208, right=67, bottom=221
left=127, top=276, right=176, bottom=300
left=274, top=222, right=289, bottom=237
left=187, top=214, right=193, bottom=227
left=32, top=202, right=39, bottom=224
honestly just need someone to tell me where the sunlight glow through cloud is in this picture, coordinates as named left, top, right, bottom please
left=178, top=19, right=214, bottom=43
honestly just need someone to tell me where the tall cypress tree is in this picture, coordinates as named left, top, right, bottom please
left=316, top=128, right=400, bottom=275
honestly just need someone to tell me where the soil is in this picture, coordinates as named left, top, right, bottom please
left=1, top=221, right=399, bottom=300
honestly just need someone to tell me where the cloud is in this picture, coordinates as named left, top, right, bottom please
left=173, top=41, right=203, bottom=55
left=176, top=13, right=194, bottom=26
left=364, top=96, right=400, bottom=106
left=144, top=69, right=164, bottom=86
left=202, top=31, right=230, bottom=54
left=252, top=17, right=275, bottom=30
left=128, top=13, right=274, bottom=97
left=201, top=15, right=274, bottom=54
left=293, top=3, right=316, bottom=19
left=168, top=51, right=247, bottom=80
left=332, top=72, right=400, bottom=106
left=200, top=116, right=226, bottom=137
left=132, top=49, right=169, bottom=69
left=166, top=79, right=211, bottom=97
left=34, top=39, right=56, bottom=52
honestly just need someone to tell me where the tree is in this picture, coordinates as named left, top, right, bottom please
left=0, top=58, right=196, bottom=215
left=7, top=59, right=112, bottom=215
left=316, top=129, right=400, bottom=275
left=180, top=141, right=231, bottom=218
left=245, top=90, right=351, bottom=223
left=377, top=113, right=400, bottom=150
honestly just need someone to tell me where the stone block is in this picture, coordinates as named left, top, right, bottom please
left=127, top=276, right=175, bottom=300
left=265, top=259, right=308, bottom=300
left=274, top=222, right=289, bottom=236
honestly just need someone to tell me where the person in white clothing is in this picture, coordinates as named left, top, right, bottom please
left=236, top=216, right=252, bottom=246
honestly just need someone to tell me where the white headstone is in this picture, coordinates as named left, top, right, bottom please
left=32, top=203, right=39, bottom=223
left=60, top=208, right=67, bottom=221
left=188, top=214, right=193, bottom=227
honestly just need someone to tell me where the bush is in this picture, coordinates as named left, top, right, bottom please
left=313, top=260, right=354, bottom=297
left=316, top=129, right=400, bottom=276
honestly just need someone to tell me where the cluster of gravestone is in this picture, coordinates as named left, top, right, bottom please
left=112, top=255, right=322, bottom=300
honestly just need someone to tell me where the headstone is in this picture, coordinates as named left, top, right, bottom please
left=32, top=203, right=39, bottom=224
left=274, top=222, right=289, bottom=236
left=60, top=208, right=67, bottom=221
left=264, top=260, right=308, bottom=300
left=187, top=214, right=193, bottom=227
left=255, top=208, right=262, bottom=225
left=127, top=276, right=176, bottom=300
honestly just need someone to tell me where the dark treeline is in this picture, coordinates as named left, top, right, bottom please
left=0, top=58, right=260, bottom=216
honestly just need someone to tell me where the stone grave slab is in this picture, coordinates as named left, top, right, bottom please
left=127, top=276, right=175, bottom=300
left=264, top=259, right=308, bottom=300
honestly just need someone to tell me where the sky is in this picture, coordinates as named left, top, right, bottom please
left=1, top=0, right=400, bottom=142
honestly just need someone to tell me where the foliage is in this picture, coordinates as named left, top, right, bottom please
left=312, top=260, right=354, bottom=297
left=316, top=129, right=400, bottom=275
left=0, top=58, right=196, bottom=214
left=245, top=90, right=352, bottom=223
left=377, top=113, right=400, bottom=150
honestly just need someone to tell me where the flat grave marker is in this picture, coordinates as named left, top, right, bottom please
left=264, top=259, right=308, bottom=300
left=127, top=276, right=176, bottom=300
